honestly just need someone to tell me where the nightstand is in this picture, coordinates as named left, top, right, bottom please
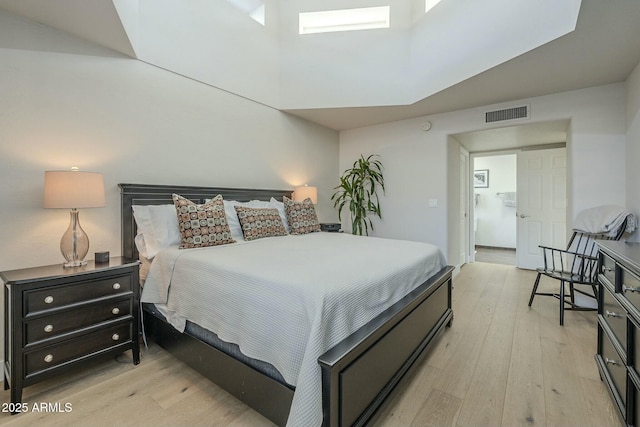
left=320, top=223, right=342, bottom=232
left=1, top=257, right=140, bottom=411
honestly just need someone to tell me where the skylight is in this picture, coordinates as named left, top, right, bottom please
left=425, top=0, right=442, bottom=13
left=299, top=6, right=390, bottom=35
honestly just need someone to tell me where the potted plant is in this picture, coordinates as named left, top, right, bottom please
left=331, top=154, right=385, bottom=235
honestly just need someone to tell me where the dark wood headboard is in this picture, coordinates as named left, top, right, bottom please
left=119, top=183, right=293, bottom=260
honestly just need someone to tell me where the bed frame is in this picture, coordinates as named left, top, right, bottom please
left=120, top=183, right=453, bottom=427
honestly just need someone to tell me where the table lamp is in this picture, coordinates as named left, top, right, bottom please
left=44, top=169, right=105, bottom=267
left=293, top=185, right=318, bottom=204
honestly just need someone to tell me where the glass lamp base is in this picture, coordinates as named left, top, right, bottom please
left=63, top=259, right=88, bottom=268
left=60, top=209, right=90, bottom=268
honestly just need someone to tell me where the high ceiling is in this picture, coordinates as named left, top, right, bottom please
left=1, top=0, right=639, bottom=131
left=286, top=0, right=640, bottom=129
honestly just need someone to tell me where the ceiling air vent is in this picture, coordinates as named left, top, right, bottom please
left=485, top=105, right=528, bottom=123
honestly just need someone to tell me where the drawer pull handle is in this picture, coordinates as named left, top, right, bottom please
left=112, top=283, right=121, bottom=290
left=605, top=357, right=619, bottom=366
left=605, top=311, right=622, bottom=318
left=112, top=308, right=120, bottom=315
left=44, top=296, right=54, bottom=304
left=602, top=266, right=614, bottom=273
left=112, top=333, right=120, bottom=341
left=44, top=354, right=54, bottom=363
left=623, top=285, right=640, bottom=293
left=44, top=324, right=54, bottom=333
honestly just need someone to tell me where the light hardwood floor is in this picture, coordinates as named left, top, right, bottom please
left=474, top=246, right=516, bottom=266
left=0, top=262, right=620, bottom=426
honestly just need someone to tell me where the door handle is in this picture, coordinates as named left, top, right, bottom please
left=517, top=213, right=530, bottom=218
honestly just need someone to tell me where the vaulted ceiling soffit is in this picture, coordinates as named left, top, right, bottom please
left=0, top=0, right=583, bottom=112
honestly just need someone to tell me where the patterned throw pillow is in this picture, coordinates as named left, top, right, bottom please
left=234, top=206, right=287, bottom=241
left=283, top=196, right=321, bottom=235
left=172, top=194, right=235, bottom=248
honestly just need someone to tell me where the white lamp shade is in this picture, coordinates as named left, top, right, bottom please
left=294, top=185, right=318, bottom=204
left=44, top=171, right=106, bottom=209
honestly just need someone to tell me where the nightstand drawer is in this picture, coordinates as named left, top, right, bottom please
left=25, top=323, right=131, bottom=377
left=25, top=297, right=132, bottom=345
left=622, top=267, right=640, bottom=313
left=602, top=285, right=627, bottom=352
left=26, top=274, right=132, bottom=314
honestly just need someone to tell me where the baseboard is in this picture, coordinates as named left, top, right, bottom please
left=475, top=245, right=516, bottom=251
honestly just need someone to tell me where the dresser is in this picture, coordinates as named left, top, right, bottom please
left=1, top=258, right=140, bottom=411
left=597, top=241, right=640, bottom=425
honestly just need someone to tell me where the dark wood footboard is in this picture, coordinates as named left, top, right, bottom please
left=319, top=265, right=453, bottom=427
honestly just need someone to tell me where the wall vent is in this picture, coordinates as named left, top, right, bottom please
left=485, top=105, right=528, bottom=123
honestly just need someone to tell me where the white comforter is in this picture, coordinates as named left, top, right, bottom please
left=141, top=232, right=446, bottom=427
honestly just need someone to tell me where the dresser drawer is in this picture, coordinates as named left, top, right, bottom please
left=25, top=323, right=131, bottom=377
left=600, top=252, right=617, bottom=286
left=25, top=297, right=132, bottom=345
left=622, top=267, right=640, bottom=313
left=602, top=286, right=627, bottom=352
left=634, top=383, right=640, bottom=427
left=632, top=373, right=640, bottom=427
left=601, top=331, right=627, bottom=411
left=25, top=274, right=132, bottom=314
left=634, top=320, right=640, bottom=377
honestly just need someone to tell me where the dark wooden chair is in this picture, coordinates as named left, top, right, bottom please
left=528, top=219, right=627, bottom=325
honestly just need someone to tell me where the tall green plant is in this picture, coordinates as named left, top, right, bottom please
left=331, top=154, right=385, bottom=236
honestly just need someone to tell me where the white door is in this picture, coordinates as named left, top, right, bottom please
left=516, top=148, right=567, bottom=269
left=459, top=150, right=470, bottom=265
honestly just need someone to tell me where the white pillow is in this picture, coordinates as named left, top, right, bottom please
left=133, top=232, right=149, bottom=259
left=223, top=199, right=273, bottom=241
left=223, top=200, right=244, bottom=241
left=246, top=200, right=271, bottom=208
left=269, top=197, right=290, bottom=233
left=132, top=204, right=181, bottom=259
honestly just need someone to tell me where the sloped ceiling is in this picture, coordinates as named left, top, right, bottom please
left=286, top=0, right=640, bottom=129
left=0, top=0, right=135, bottom=57
left=1, top=0, right=639, bottom=131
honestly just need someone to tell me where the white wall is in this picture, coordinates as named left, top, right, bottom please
left=565, top=87, right=627, bottom=217
left=340, top=84, right=627, bottom=266
left=0, top=10, right=340, bottom=363
left=340, top=118, right=449, bottom=247
left=0, top=9, right=339, bottom=273
left=446, top=137, right=463, bottom=268
left=626, top=61, right=640, bottom=242
left=473, top=154, right=517, bottom=248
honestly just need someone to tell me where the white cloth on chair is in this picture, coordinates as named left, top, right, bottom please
left=573, top=205, right=636, bottom=237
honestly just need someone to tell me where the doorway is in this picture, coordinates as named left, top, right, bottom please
left=473, top=153, right=517, bottom=266
left=453, top=119, right=570, bottom=269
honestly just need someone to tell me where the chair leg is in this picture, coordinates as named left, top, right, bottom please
left=569, top=283, right=576, bottom=307
left=529, top=273, right=542, bottom=307
left=559, top=280, right=565, bottom=326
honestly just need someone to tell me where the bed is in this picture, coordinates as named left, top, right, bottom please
left=120, top=183, right=453, bottom=427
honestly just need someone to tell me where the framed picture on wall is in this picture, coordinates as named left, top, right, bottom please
left=474, top=169, right=489, bottom=188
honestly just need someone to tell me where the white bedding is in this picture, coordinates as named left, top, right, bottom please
left=141, top=232, right=446, bottom=427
